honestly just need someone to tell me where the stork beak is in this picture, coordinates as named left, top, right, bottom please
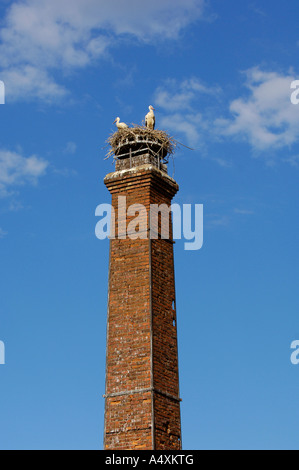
left=113, top=119, right=117, bottom=124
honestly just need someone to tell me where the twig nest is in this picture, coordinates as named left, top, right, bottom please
left=106, top=125, right=176, bottom=161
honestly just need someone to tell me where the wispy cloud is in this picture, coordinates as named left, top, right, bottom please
left=211, top=157, right=233, bottom=168
left=159, top=112, right=209, bottom=148
left=156, top=67, right=299, bottom=162
left=63, top=141, right=77, bottom=155
left=0, top=228, right=8, bottom=239
left=154, top=77, right=221, bottom=148
left=0, top=0, right=206, bottom=102
left=205, top=214, right=230, bottom=229
left=248, top=3, right=267, bottom=18
left=216, top=67, right=299, bottom=151
left=234, top=208, right=255, bottom=215
left=1, top=66, right=68, bottom=103
left=283, top=155, right=299, bottom=167
left=154, top=77, right=217, bottom=112
left=0, top=149, right=49, bottom=198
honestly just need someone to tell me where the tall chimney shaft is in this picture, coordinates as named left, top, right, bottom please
left=103, top=130, right=182, bottom=450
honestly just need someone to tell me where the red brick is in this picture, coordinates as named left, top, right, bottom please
left=104, top=164, right=182, bottom=450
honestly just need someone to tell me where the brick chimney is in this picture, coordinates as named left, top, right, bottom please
left=103, top=130, right=182, bottom=450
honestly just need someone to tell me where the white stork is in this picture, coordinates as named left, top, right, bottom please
left=145, top=105, right=155, bottom=130
left=113, top=117, right=128, bottom=130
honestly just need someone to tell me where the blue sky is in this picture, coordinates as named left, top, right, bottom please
left=0, top=0, right=299, bottom=450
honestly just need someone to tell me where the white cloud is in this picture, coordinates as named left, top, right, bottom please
left=0, top=149, right=49, bottom=197
left=1, top=65, right=68, bottom=103
left=154, top=68, right=299, bottom=162
left=154, top=78, right=216, bottom=112
left=283, top=155, right=299, bottom=167
left=159, top=112, right=208, bottom=148
left=154, top=77, right=220, bottom=148
left=0, top=0, right=205, bottom=102
left=216, top=67, right=299, bottom=150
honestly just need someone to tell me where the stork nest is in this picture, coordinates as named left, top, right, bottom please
left=105, top=125, right=177, bottom=161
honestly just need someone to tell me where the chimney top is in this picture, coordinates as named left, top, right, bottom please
left=106, top=126, right=176, bottom=173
